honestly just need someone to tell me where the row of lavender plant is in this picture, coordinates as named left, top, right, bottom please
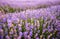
left=0, top=5, right=60, bottom=39
left=0, top=0, right=60, bottom=9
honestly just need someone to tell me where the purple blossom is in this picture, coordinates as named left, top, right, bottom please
left=18, top=27, right=22, bottom=31
left=47, top=26, right=51, bottom=29
left=52, top=37, right=55, bottom=39
left=35, top=33, right=38, bottom=37
left=19, top=32, right=23, bottom=36
left=0, top=35, right=3, bottom=39
left=42, top=29, right=47, bottom=33
left=2, top=17, right=7, bottom=23
left=20, top=12, right=27, bottom=20
left=24, top=31, right=28, bottom=35
left=23, top=31, right=28, bottom=39
left=17, top=36, right=21, bottom=39
left=30, top=25, right=34, bottom=29
left=7, top=19, right=12, bottom=23
left=36, top=37, right=39, bottom=39
left=0, top=25, right=3, bottom=29
left=6, top=35, right=10, bottom=39
left=56, top=27, right=60, bottom=31
left=29, top=31, right=33, bottom=37
left=7, top=23, right=12, bottom=28
left=28, top=35, right=31, bottom=39
left=37, top=30, right=40, bottom=33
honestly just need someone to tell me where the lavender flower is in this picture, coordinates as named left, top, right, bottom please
left=5, top=35, right=10, bottom=39
left=29, top=31, right=33, bottom=37
left=19, top=32, right=23, bottom=36
left=36, top=37, right=39, bottom=39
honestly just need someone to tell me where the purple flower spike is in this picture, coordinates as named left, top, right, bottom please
left=19, top=32, right=23, bottom=36
left=36, top=37, right=39, bottom=39
left=20, top=12, right=27, bottom=20
left=29, top=31, right=33, bottom=37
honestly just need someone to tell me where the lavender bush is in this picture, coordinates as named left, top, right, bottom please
left=0, top=5, right=60, bottom=39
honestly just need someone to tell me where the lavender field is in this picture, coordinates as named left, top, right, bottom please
left=0, top=0, right=60, bottom=39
